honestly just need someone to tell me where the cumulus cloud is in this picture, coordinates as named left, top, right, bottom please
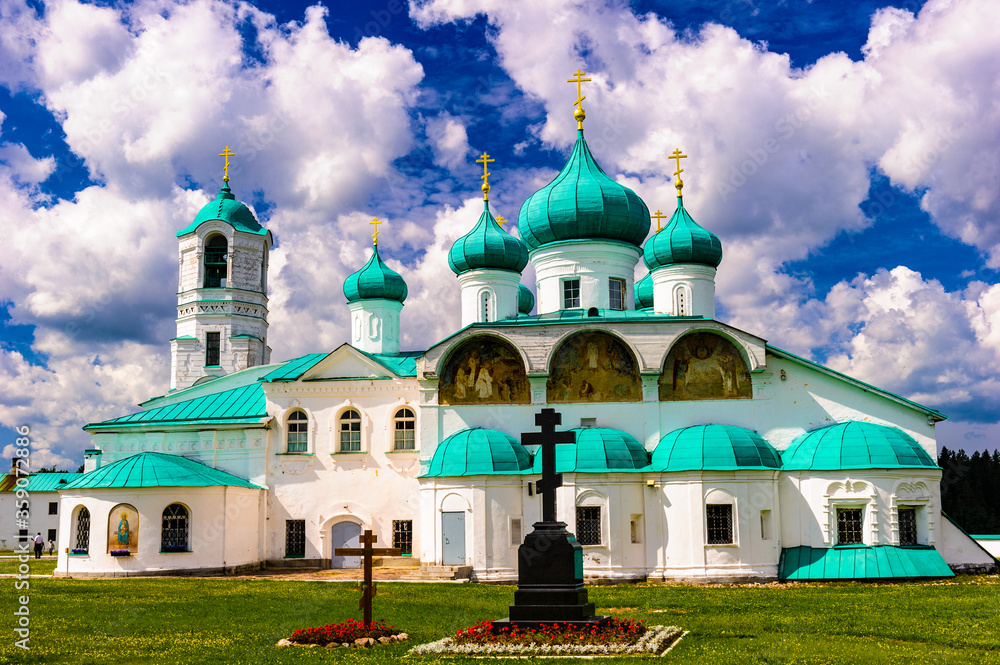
left=426, top=112, right=470, bottom=171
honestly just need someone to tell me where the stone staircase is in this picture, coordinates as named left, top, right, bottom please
left=372, top=556, right=420, bottom=569
left=402, top=564, right=473, bottom=581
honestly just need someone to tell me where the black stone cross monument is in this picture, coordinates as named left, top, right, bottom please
left=493, top=408, right=607, bottom=630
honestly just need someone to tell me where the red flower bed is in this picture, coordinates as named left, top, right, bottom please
left=454, top=618, right=646, bottom=646
left=290, top=619, right=399, bottom=645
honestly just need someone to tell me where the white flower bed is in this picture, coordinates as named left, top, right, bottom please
left=408, top=625, right=683, bottom=657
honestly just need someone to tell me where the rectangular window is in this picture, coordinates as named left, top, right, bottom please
left=205, top=332, right=221, bottom=366
left=49, top=502, right=58, bottom=515
left=609, top=278, right=626, bottom=311
left=285, top=520, right=306, bottom=558
left=898, top=507, right=918, bottom=545
left=510, top=518, right=523, bottom=547
left=563, top=278, right=581, bottom=309
left=707, top=504, right=734, bottom=544
left=47, top=528, right=56, bottom=543
left=392, top=520, right=413, bottom=555
left=339, top=429, right=361, bottom=452
left=760, top=510, right=772, bottom=540
left=576, top=506, right=602, bottom=546
left=18, top=529, right=28, bottom=544
left=836, top=507, right=864, bottom=545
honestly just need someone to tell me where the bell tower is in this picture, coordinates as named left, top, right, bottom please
left=170, top=148, right=274, bottom=391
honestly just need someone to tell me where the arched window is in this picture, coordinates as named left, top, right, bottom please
left=73, top=506, right=90, bottom=553
left=287, top=410, right=309, bottom=453
left=203, top=235, right=228, bottom=288
left=161, top=504, right=189, bottom=552
left=673, top=284, right=691, bottom=316
left=339, top=409, right=362, bottom=452
left=481, top=292, right=491, bottom=322
left=393, top=408, right=416, bottom=450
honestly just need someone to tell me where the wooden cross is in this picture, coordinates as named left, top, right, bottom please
left=476, top=152, right=494, bottom=201
left=370, top=217, right=381, bottom=246
left=334, top=529, right=400, bottom=626
left=652, top=209, right=667, bottom=233
left=670, top=148, right=687, bottom=196
left=219, top=146, right=235, bottom=183
left=522, top=408, right=576, bottom=524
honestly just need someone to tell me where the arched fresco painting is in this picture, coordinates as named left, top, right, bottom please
left=108, top=503, right=139, bottom=554
left=660, top=332, right=752, bottom=401
left=439, top=336, right=530, bottom=404
left=546, top=331, right=641, bottom=403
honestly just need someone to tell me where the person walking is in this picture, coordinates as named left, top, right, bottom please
left=33, top=532, right=43, bottom=559
left=47, top=539, right=55, bottom=556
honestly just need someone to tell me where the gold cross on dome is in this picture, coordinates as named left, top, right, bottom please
left=670, top=148, right=688, bottom=196
left=567, top=69, right=592, bottom=129
left=495, top=215, right=507, bottom=227
left=219, top=146, right=235, bottom=182
left=476, top=152, right=495, bottom=200
left=370, top=217, right=382, bottom=246
left=651, top=210, right=667, bottom=233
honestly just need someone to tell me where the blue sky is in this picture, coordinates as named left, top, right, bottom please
left=1, top=0, right=999, bottom=468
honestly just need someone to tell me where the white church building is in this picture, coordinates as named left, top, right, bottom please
left=54, top=94, right=996, bottom=581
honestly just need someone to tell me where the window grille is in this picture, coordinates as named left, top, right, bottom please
left=707, top=504, right=734, bottom=544
left=677, top=288, right=688, bottom=315
left=510, top=518, right=523, bottom=547
left=203, top=236, right=228, bottom=287
left=837, top=508, right=864, bottom=545
left=609, top=278, right=626, bottom=311
left=49, top=502, right=58, bottom=515
left=161, top=504, right=189, bottom=551
left=287, top=410, right=309, bottom=452
left=339, top=409, right=361, bottom=452
left=75, top=507, right=90, bottom=551
left=563, top=279, right=581, bottom=309
left=576, top=506, right=601, bottom=545
left=392, top=520, right=413, bottom=555
left=205, top=332, right=221, bottom=366
left=482, top=292, right=490, bottom=322
left=394, top=408, right=416, bottom=450
left=898, top=507, right=918, bottom=545
left=285, top=520, right=306, bottom=557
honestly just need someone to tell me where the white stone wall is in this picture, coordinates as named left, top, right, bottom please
left=0, top=488, right=63, bottom=553
left=530, top=240, right=641, bottom=314
left=651, top=263, right=717, bottom=317
left=456, top=269, right=521, bottom=327
left=348, top=299, right=403, bottom=354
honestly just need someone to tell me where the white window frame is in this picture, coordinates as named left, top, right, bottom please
left=392, top=407, right=416, bottom=451
left=285, top=409, right=310, bottom=454
left=337, top=408, right=363, bottom=453
left=608, top=278, right=626, bottom=311
left=562, top=278, right=581, bottom=309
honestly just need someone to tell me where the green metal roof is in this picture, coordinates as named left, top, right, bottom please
left=343, top=245, right=408, bottom=303
left=779, top=545, right=954, bottom=580
left=634, top=272, right=653, bottom=310
left=259, top=353, right=330, bottom=382
left=356, top=350, right=421, bottom=378
left=781, top=421, right=938, bottom=471
left=422, top=428, right=532, bottom=477
left=971, top=535, right=1000, bottom=540
left=85, top=383, right=266, bottom=430
left=518, top=129, right=650, bottom=251
left=0, top=473, right=82, bottom=492
left=449, top=201, right=528, bottom=275
left=176, top=182, right=268, bottom=237
left=529, top=428, right=650, bottom=473
left=61, top=452, right=263, bottom=490
left=643, top=196, right=722, bottom=270
left=651, top=424, right=781, bottom=472
left=518, top=283, right=535, bottom=314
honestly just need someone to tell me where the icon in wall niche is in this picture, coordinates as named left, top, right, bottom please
left=440, top=337, right=530, bottom=404
left=660, top=332, right=752, bottom=401
left=108, top=503, right=139, bottom=555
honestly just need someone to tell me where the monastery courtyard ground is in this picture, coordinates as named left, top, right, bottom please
left=2, top=557, right=998, bottom=664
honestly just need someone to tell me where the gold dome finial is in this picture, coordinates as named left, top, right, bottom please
left=670, top=148, right=688, bottom=197
left=651, top=210, right=667, bottom=233
left=567, top=68, right=592, bottom=130
left=219, top=145, right=235, bottom=183
left=476, top=152, right=495, bottom=201
left=370, top=216, right=382, bottom=246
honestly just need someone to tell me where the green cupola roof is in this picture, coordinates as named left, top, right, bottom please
left=177, top=182, right=268, bottom=237
left=529, top=427, right=650, bottom=473
left=517, top=130, right=650, bottom=251
left=448, top=201, right=529, bottom=275
left=634, top=273, right=653, bottom=310
left=518, top=284, right=535, bottom=314
left=781, top=421, right=937, bottom=471
left=422, top=428, right=532, bottom=477
left=343, top=244, right=408, bottom=303
left=643, top=196, right=722, bottom=270
left=651, top=424, right=781, bottom=472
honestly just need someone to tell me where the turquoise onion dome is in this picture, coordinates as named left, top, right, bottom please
left=422, top=428, right=532, bottom=477
left=177, top=181, right=267, bottom=237
left=530, top=428, right=649, bottom=473
left=651, top=424, right=781, bottom=471
left=643, top=196, right=722, bottom=270
left=781, top=421, right=937, bottom=471
left=448, top=201, right=529, bottom=275
left=518, top=284, right=535, bottom=314
left=517, top=130, right=650, bottom=251
left=343, top=244, right=408, bottom=303
left=634, top=273, right=654, bottom=310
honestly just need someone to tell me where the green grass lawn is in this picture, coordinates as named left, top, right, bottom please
left=1, top=576, right=998, bottom=664
left=0, top=557, right=57, bottom=575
